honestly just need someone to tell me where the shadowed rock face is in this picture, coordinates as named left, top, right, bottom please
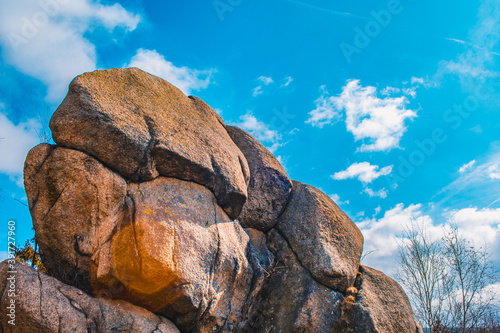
left=226, top=126, right=293, bottom=232
left=276, top=181, right=364, bottom=293
left=21, top=68, right=420, bottom=333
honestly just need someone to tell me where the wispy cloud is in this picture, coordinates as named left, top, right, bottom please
left=332, top=162, right=393, bottom=184
left=432, top=143, right=500, bottom=210
left=436, top=0, right=500, bottom=88
left=446, top=37, right=500, bottom=57
left=127, top=49, right=216, bottom=96
left=280, top=76, right=294, bottom=87
left=252, top=86, right=264, bottom=97
left=458, top=160, right=477, bottom=174
left=283, top=0, right=366, bottom=20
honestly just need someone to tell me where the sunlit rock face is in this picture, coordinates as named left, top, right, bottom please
left=22, top=67, right=420, bottom=333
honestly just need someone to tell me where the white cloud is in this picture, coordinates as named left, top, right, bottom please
left=252, top=86, right=263, bottom=97
left=363, top=187, right=388, bottom=199
left=0, top=107, right=40, bottom=179
left=329, top=193, right=349, bottom=205
left=332, top=162, right=393, bottom=184
left=459, top=160, right=476, bottom=174
left=233, top=112, right=282, bottom=153
left=0, top=0, right=141, bottom=102
left=127, top=49, right=216, bottom=96
left=257, top=76, right=273, bottom=85
left=356, top=203, right=437, bottom=276
left=357, top=203, right=500, bottom=278
left=446, top=207, right=500, bottom=245
left=411, top=77, right=425, bottom=85
left=488, top=163, right=500, bottom=179
left=340, top=80, right=417, bottom=152
left=281, top=76, right=294, bottom=87
left=305, top=85, right=341, bottom=128
left=252, top=76, right=274, bottom=97
left=307, top=80, right=417, bottom=152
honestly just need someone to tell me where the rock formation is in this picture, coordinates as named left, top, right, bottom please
left=9, top=67, right=422, bottom=332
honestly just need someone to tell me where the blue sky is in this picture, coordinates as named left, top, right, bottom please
left=0, top=0, right=499, bottom=286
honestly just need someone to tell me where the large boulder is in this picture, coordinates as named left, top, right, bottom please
left=0, top=261, right=180, bottom=333
left=226, top=126, right=293, bottom=231
left=276, top=181, right=364, bottom=292
left=341, top=265, right=423, bottom=333
left=49, top=68, right=250, bottom=219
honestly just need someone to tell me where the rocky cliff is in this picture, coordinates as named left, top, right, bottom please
left=2, top=68, right=422, bottom=332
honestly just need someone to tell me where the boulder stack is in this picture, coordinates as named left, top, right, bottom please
left=14, top=68, right=421, bottom=332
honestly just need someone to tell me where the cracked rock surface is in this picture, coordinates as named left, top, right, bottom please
left=19, top=67, right=420, bottom=332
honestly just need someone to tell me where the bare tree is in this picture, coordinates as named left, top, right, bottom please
left=397, top=223, right=452, bottom=332
left=398, top=223, right=499, bottom=332
left=443, top=228, right=497, bottom=333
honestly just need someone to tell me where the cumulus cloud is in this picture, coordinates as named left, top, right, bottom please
left=127, top=49, right=216, bottom=96
left=357, top=203, right=500, bottom=278
left=233, top=112, right=282, bottom=153
left=332, top=162, right=393, bottom=184
left=446, top=207, right=500, bottom=246
left=356, top=204, right=436, bottom=276
left=307, top=80, right=417, bottom=152
left=0, top=0, right=141, bottom=102
left=459, top=160, right=477, bottom=174
left=0, top=106, right=40, bottom=179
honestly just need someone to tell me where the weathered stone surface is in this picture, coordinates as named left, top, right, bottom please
left=276, top=181, right=364, bottom=292
left=0, top=261, right=180, bottom=333
left=226, top=126, right=293, bottom=231
left=238, top=229, right=344, bottom=332
left=24, top=143, right=127, bottom=292
left=93, top=177, right=256, bottom=332
left=342, top=265, right=422, bottom=333
left=49, top=68, right=250, bottom=219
